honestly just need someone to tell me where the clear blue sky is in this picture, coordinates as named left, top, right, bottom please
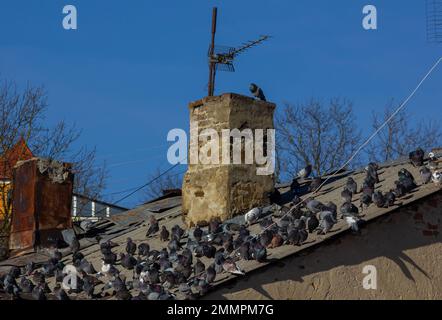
left=0, top=0, right=441, bottom=208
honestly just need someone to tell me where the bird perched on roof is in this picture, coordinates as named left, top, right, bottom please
left=365, top=162, right=379, bottom=184
left=432, top=170, right=442, bottom=186
left=305, top=212, right=319, bottom=234
left=393, top=180, right=407, bottom=198
left=317, top=211, right=337, bottom=235
left=384, top=191, right=397, bottom=207
left=297, top=164, right=312, bottom=180
left=409, top=147, right=425, bottom=167
left=70, top=236, right=80, bottom=254
left=345, top=177, right=358, bottom=195
left=372, top=191, right=386, bottom=208
left=193, top=226, right=203, bottom=242
left=359, top=193, right=372, bottom=212
left=420, top=166, right=432, bottom=185
left=146, top=216, right=159, bottom=238
left=428, top=152, right=439, bottom=171
left=53, top=284, right=70, bottom=300
left=160, top=226, right=170, bottom=242
left=249, top=83, right=266, bottom=101
left=120, top=253, right=137, bottom=270
left=222, top=258, right=245, bottom=275
left=138, top=243, right=150, bottom=257
left=306, top=198, right=326, bottom=214
left=245, top=207, right=262, bottom=225
left=398, top=168, right=417, bottom=192
left=126, top=237, right=137, bottom=255
left=341, top=188, right=352, bottom=203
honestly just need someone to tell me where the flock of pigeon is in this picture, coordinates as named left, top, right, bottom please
left=0, top=149, right=440, bottom=300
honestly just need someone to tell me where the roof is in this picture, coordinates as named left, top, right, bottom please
left=0, top=153, right=441, bottom=299
left=0, top=139, right=34, bottom=180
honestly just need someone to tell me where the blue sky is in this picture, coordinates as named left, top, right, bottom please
left=0, top=0, right=441, bottom=208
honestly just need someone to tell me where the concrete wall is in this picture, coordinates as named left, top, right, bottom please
left=204, top=191, right=442, bottom=300
left=182, top=93, right=276, bottom=226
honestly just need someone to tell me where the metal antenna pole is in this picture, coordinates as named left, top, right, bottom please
left=208, top=7, right=217, bottom=96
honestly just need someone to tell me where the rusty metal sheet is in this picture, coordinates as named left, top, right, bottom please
left=9, top=158, right=74, bottom=251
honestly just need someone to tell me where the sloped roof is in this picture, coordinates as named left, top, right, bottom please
left=0, top=153, right=441, bottom=299
left=0, top=139, right=34, bottom=180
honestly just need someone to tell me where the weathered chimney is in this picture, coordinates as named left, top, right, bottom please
left=9, top=158, right=74, bottom=252
left=182, top=93, right=276, bottom=226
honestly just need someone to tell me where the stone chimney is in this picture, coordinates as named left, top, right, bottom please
left=182, top=93, right=276, bottom=226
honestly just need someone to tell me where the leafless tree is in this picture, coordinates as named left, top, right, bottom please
left=0, top=79, right=107, bottom=233
left=142, top=167, right=184, bottom=201
left=276, top=98, right=362, bottom=179
left=366, top=99, right=442, bottom=162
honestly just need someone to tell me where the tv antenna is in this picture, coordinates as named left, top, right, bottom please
left=207, top=7, right=271, bottom=96
left=426, top=0, right=442, bottom=43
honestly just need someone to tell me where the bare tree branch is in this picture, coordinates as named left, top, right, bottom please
left=276, top=97, right=362, bottom=179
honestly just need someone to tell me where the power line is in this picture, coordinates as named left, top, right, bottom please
left=94, top=160, right=186, bottom=216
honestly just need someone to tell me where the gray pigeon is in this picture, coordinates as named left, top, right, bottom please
left=420, top=166, right=432, bottom=184
left=249, top=83, right=266, bottom=101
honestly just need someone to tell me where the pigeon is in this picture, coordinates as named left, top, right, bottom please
left=345, top=177, right=358, bottom=195
left=297, top=164, right=312, bottom=180
left=385, top=191, right=396, bottom=207
left=393, top=180, right=407, bottom=198
left=428, top=152, right=438, bottom=170
left=409, top=148, right=425, bottom=167
left=420, top=166, right=432, bottom=184
left=365, top=162, right=379, bottom=183
left=160, top=226, right=170, bottom=242
left=432, top=170, right=442, bottom=186
left=19, top=277, right=35, bottom=293
left=171, top=224, right=185, bottom=241
left=269, top=233, right=284, bottom=248
left=245, top=207, right=262, bottom=225
left=138, top=243, right=150, bottom=257
left=398, top=168, right=417, bottom=191
left=341, top=188, right=352, bottom=203
left=120, top=253, right=137, bottom=270
left=53, top=284, right=70, bottom=300
left=194, top=259, right=206, bottom=276
left=78, top=258, right=97, bottom=275
left=222, top=258, right=245, bottom=275
left=372, top=191, right=386, bottom=208
left=193, top=226, right=203, bottom=242
left=100, top=261, right=119, bottom=278
left=126, top=237, right=137, bottom=255
left=239, top=242, right=251, bottom=261
left=306, top=213, right=319, bottom=233
left=344, top=216, right=362, bottom=234
left=359, top=193, right=372, bottom=211
left=340, top=202, right=359, bottom=217
left=31, top=284, right=46, bottom=300
left=103, top=251, right=117, bottom=265
left=70, top=236, right=80, bottom=254
left=206, top=265, right=216, bottom=283
left=251, top=242, right=267, bottom=262
left=306, top=198, right=326, bottom=214
left=146, top=216, right=159, bottom=237
left=249, top=83, right=266, bottom=101
left=116, top=288, right=133, bottom=300
left=317, top=211, right=337, bottom=234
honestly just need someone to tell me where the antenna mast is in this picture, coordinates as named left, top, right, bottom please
left=208, top=7, right=218, bottom=96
